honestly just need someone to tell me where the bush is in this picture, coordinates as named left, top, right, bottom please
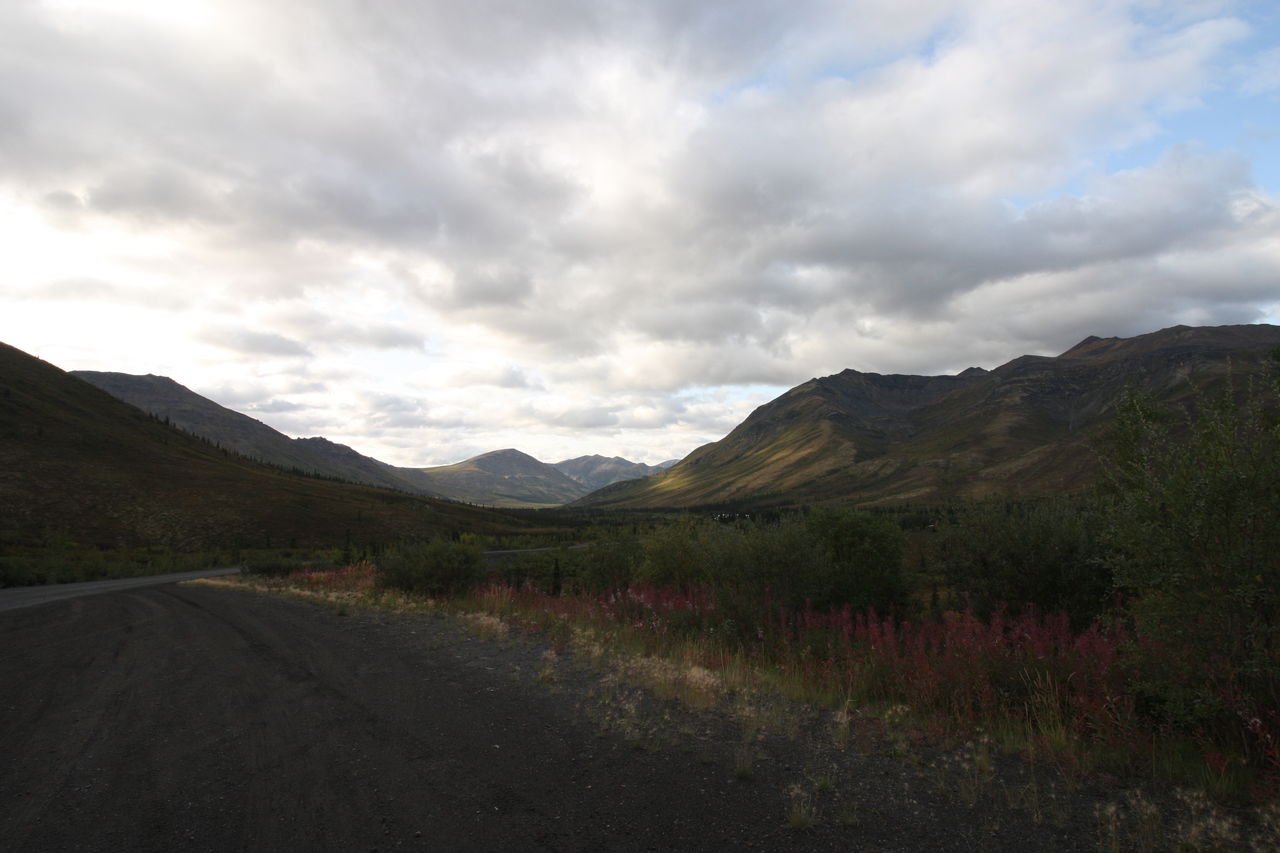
left=576, top=538, right=642, bottom=592
left=637, top=519, right=726, bottom=590
left=937, top=498, right=1111, bottom=627
left=376, top=539, right=482, bottom=596
left=805, top=508, right=908, bottom=613
left=1100, top=365, right=1280, bottom=731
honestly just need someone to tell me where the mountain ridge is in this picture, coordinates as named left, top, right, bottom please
left=552, top=454, right=676, bottom=491
left=72, top=372, right=661, bottom=507
left=577, top=324, right=1280, bottom=509
left=2, top=344, right=523, bottom=551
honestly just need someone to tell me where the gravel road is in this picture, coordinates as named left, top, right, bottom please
left=0, top=568, right=241, bottom=613
left=1, top=582, right=1118, bottom=851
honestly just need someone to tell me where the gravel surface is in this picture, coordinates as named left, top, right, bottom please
left=0, top=582, right=1259, bottom=851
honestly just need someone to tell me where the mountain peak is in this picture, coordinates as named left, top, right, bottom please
left=579, top=323, right=1280, bottom=510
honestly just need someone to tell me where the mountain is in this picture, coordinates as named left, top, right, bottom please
left=71, top=371, right=613, bottom=508
left=71, top=371, right=444, bottom=497
left=412, top=449, right=589, bottom=508
left=1, top=344, right=522, bottom=551
left=553, top=455, right=677, bottom=491
left=577, top=324, right=1280, bottom=509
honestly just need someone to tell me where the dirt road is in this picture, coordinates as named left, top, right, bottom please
left=0, top=568, right=241, bottom=613
left=1, top=583, right=1103, bottom=851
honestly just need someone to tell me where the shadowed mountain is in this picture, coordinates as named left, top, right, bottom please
left=553, top=455, right=677, bottom=491
left=412, top=449, right=589, bottom=508
left=1, top=344, right=525, bottom=551
left=71, top=372, right=444, bottom=497
left=71, top=372, right=659, bottom=508
left=577, top=324, right=1280, bottom=509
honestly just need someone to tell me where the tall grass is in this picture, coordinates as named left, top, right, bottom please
left=462, top=575, right=1274, bottom=799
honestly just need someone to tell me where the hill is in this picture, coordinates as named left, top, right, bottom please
left=412, top=449, right=589, bottom=508
left=577, top=324, right=1280, bottom=509
left=72, top=371, right=444, bottom=496
left=552, top=455, right=676, bottom=491
left=0, top=344, right=524, bottom=551
left=73, top=371, right=662, bottom=507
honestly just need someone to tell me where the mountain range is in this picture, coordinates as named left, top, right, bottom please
left=71, top=372, right=674, bottom=508
left=11, top=323, right=1278, bottom=528
left=578, top=324, right=1280, bottom=509
left=0, top=343, right=523, bottom=551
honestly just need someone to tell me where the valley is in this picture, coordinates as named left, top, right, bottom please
left=3, top=323, right=1279, bottom=850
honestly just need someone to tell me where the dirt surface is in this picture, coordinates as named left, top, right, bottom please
left=0, top=582, right=1170, bottom=851
left=0, top=568, right=241, bottom=613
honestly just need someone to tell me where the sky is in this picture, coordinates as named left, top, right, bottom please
left=2, top=0, right=1279, bottom=467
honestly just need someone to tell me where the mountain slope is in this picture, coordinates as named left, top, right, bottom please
left=552, top=455, right=674, bottom=491
left=412, top=449, right=589, bottom=508
left=71, top=371, right=442, bottom=496
left=578, top=324, right=1280, bottom=509
left=1, top=344, right=522, bottom=550
left=72, top=371, right=607, bottom=507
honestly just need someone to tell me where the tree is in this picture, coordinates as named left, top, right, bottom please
left=938, top=498, right=1110, bottom=627
left=1100, top=356, right=1280, bottom=727
left=805, top=508, right=908, bottom=612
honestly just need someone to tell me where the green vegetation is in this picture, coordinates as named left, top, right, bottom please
left=935, top=498, right=1110, bottom=627
left=9, top=333, right=1280, bottom=814
left=1099, top=365, right=1280, bottom=741
left=0, top=341, right=540, bottom=586
left=377, top=539, right=483, bottom=596
left=224, top=356, right=1280, bottom=808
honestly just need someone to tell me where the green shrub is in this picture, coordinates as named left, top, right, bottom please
left=805, top=508, right=908, bottom=612
left=637, top=518, right=716, bottom=590
left=1100, top=367, right=1280, bottom=729
left=937, top=498, right=1111, bottom=627
left=376, top=539, right=482, bottom=596
left=576, top=537, right=642, bottom=591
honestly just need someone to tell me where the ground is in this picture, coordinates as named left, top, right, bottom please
left=0, top=581, right=1264, bottom=851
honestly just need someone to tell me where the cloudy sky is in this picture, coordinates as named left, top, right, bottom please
left=3, top=0, right=1279, bottom=467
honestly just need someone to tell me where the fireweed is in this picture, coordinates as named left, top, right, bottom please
left=243, top=563, right=1276, bottom=800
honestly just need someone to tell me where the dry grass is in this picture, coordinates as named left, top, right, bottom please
left=217, top=565, right=1280, bottom=849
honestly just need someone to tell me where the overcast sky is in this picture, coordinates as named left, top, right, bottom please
left=3, top=0, right=1279, bottom=467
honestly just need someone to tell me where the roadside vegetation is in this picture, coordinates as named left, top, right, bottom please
left=222, top=357, right=1279, bottom=829
left=15, top=350, right=1279, bottom=843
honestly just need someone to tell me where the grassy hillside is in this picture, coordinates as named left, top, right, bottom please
left=72, top=371, right=445, bottom=496
left=411, top=449, right=589, bottom=508
left=553, top=455, right=670, bottom=491
left=0, top=344, right=527, bottom=553
left=580, top=324, right=1280, bottom=509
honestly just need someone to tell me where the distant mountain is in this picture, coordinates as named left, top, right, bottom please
left=412, top=449, right=589, bottom=508
left=553, top=455, right=676, bottom=491
left=73, top=371, right=671, bottom=508
left=1, top=344, right=522, bottom=552
left=577, top=324, right=1280, bottom=509
left=72, top=371, right=440, bottom=496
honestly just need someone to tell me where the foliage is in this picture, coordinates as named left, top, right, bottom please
left=632, top=512, right=907, bottom=615
left=936, top=498, right=1111, bottom=627
left=0, top=538, right=233, bottom=587
left=1099, top=361, right=1280, bottom=739
left=376, top=539, right=482, bottom=596
left=805, top=508, right=908, bottom=613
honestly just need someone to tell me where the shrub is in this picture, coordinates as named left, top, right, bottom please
left=576, top=537, right=642, bottom=592
left=937, top=498, right=1111, bottom=627
left=637, top=519, right=723, bottom=590
left=805, top=508, right=908, bottom=613
left=377, top=539, right=482, bottom=596
left=1099, top=364, right=1280, bottom=733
